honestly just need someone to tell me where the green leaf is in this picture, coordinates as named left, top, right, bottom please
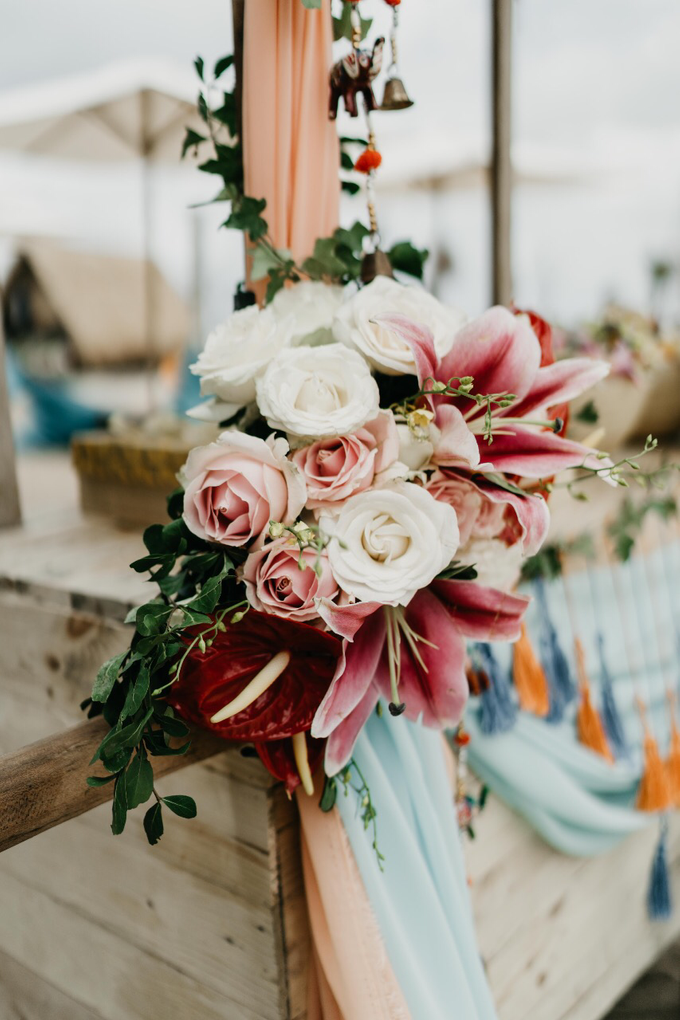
left=111, top=774, right=128, bottom=835
left=166, top=487, right=184, bottom=520
left=211, top=92, right=238, bottom=136
left=302, top=0, right=321, bottom=6
left=162, top=795, right=197, bottom=819
left=181, top=127, right=206, bottom=159
left=214, top=55, right=234, bottom=79
left=100, top=747, right=133, bottom=774
left=125, top=754, right=154, bottom=809
left=121, top=664, right=150, bottom=720
left=250, top=245, right=293, bottom=282
left=143, top=803, right=164, bottom=845
left=184, top=567, right=228, bottom=615
left=86, top=774, right=117, bottom=787
left=319, top=776, right=337, bottom=812
left=146, top=739, right=192, bottom=757
left=341, top=180, right=361, bottom=196
left=155, top=712, right=190, bottom=738
left=92, top=652, right=127, bottom=704
left=575, top=399, right=599, bottom=424
left=100, top=706, right=154, bottom=759
left=224, top=196, right=268, bottom=242
left=389, top=241, right=429, bottom=280
left=136, top=602, right=174, bottom=637
left=194, top=56, right=205, bottom=81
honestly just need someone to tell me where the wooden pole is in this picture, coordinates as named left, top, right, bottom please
left=0, top=320, right=21, bottom=528
left=0, top=717, right=227, bottom=853
left=491, top=0, right=513, bottom=307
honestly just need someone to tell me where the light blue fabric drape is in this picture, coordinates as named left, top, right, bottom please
left=337, top=711, right=498, bottom=1020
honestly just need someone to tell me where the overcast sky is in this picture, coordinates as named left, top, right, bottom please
left=0, top=1, right=678, bottom=323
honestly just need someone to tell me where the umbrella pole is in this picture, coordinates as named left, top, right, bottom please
left=491, top=0, right=513, bottom=306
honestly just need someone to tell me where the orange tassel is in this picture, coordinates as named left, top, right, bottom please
left=512, top=623, right=549, bottom=716
left=665, top=692, right=680, bottom=808
left=574, top=639, right=613, bottom=762
left=636, top=698, right=672, bottom=812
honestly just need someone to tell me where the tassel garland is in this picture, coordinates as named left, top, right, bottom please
left=512, top=623, right=550, bottom=717
left=574, top=639, right=613, bottom=763
left=636, top=699, right=672, bottom=812
left=475, top=643, right=517, bottom=736
left=647, top=819, right=672, bottom=921
left=596, top=632, right=628, bottom=759
left=665, top=693, right=680, bottom=808
left=534, top=579, right=577, bottom=722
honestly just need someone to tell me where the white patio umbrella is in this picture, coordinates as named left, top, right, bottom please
left=0, top=59, right=205, bottom=401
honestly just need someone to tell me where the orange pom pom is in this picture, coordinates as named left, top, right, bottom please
left=354, top=149, right=382, bottom=174
left=636, top=698, right=672, bottom=812
left=385, top=0, right=402, bottom=5
left=512, top=623, right=550, bottom=716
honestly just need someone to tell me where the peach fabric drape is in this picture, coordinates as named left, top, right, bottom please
left=242, top=0, right=340, bottom=264
left=297, top=787, right=411, bottom=1020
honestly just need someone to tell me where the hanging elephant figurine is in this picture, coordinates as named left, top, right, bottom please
left=329, top=37, right=385, bottom=120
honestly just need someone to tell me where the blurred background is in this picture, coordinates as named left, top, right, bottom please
left=2, top=0, right=680, bottom=449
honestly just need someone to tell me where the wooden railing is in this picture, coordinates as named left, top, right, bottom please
left=0, top=717, right=227, bottom=853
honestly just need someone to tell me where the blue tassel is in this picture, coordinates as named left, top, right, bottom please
left=596, top=632, right=628, bottom=759
left=647, top=819, right=672, bottom=921
left=475, top=643, right=517, bottom=735
left=534, top=580, right=577, bottom=723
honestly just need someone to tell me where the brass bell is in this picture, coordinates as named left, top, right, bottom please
left=361, top=249, right=395, bottom=284
left=379, top=76, right=414, bottom=112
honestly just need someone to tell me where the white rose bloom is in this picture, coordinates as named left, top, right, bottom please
left=395, top=422, right=434, bottom=472
left=191, top=305, right=288, bottom=416
left=271, top=281, right=344, bottom=346
left=332, top=276, right=466, bottom=376
left=319, top=482, right=459, bottom=606
left=256, top=344, right=379, bottom=443
left=456, top=538, right=524, bottom=592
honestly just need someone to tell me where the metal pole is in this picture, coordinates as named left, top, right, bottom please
left=491, top=0, right=513, bottom=306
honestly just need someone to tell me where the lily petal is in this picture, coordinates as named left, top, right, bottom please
left=312, top=614, right=387, bottom=739
left=472, top=478, right=550, bottom=556
left=432, top=404, right=481, bottom=470
left=438, top=307, right=541, bottom=410
left=377, top=589, right=469, bottom=729
left=476, top=425, right=602, bottom=478
left=324, top=683, right=380, bottom=775
left=510, top=357, right=610, bottom=419
left=431, top=579, right=529, bottom=641
left=315, top=598, right=383, bottom=640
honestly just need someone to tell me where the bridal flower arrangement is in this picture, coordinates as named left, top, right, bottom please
left=86, top=273, right=612, bottom=844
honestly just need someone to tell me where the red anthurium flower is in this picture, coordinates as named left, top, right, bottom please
left=166, top=611, right=342, bottom=746
left=312, top=580, right=528, bottom=774
left=255, top=733, right=326, bottom=795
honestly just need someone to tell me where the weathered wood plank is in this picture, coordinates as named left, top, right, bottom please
left=0, top=715, right=227, bottom=852
left=0, top=948, right=105, bottom=1020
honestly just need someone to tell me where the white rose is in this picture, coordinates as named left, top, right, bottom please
left=256, top=344, right=380, bottom=444
left=332, top=276, right=466, bottom=376
left=191, top=305, right=288, bottom=416
left=319, top=482, right=460, bottom=606
left=271, top=281, right=344, bottom=346
left=456, top=538, right=524, bottom=592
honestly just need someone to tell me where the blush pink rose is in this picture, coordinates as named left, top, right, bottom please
left=292, top=411, right=399, bottom=511
left=242, top=538, right=339, bottom=621
left=181, top=432, right=306, bottom=547
left=426, top=472, right=505, bottom=546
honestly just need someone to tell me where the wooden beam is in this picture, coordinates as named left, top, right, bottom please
left=491, top=0, right=513, bottom=307
left=0, top=716, right=228, bottom=853
left=0, top=320, right=21, bottom=528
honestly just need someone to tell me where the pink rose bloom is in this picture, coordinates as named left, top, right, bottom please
left=242, top=538, right=339, bottom=621
left=181, top=432, right=306, bottom=547
left=427, top=472, right=505, bottom=546
left=292, top=411, right=399, bottom=511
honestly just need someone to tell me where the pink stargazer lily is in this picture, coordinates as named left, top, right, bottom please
left=375, top=306, right=610, bottom=478
left=311, top=581, right=528, bottom=774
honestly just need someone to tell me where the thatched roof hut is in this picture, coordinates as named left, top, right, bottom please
left=2, top=240, right=189, bottom=367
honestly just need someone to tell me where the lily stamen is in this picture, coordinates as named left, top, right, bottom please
left=292, top=731, right=315, bottom=796
left=210, top=650, right=291, bottom=723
